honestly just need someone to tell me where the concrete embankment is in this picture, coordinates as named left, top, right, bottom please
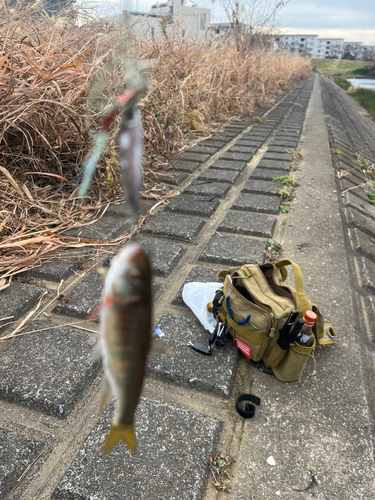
left=1, top=74, right=375, bottom=500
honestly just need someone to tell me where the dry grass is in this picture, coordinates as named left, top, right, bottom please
left=0, top=4, right=311, bottom=278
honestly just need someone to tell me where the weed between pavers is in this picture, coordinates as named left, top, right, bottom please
left=265, top=240, right=284, bottom=262
left=248, top=116, right=262, bottom=125
left=272, top=175, right=300, bottom=212
left=353, top=154, right=375, bottom=205
left=208, top=452, right=235, bottom=492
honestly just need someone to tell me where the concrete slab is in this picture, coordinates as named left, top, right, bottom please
left=27, top=250, right=90, bottom=281
left=137, top=237, right=187, bottom=277
left=197, top=169, right=240, bottom=184
left=356, top=256, right=375, bottom=293
left=218, top=211, right=276, bottom=238
left=1, top=283, right=46, bottom=324
left=162, top=172, right=189, bottom=186
left=343, top=207, right=375, bottom=238
left=257, top=160, right=291, bottom=172
left=210, top=160, right=246, bottom=171
left=262, top=152, right=292, bottom=162
left=172, top=266, right=220, bottom=306
left=62, top=217, right=131, bottom=241
left=236, top=139, right=264, bottom=148
left=208, top=134, right=236, bottom=142
left=249, top=168, right=288, bottom=181
left=169, top=160, right=201, bottom=173
left=165, top=194, right=220, bottom=218
left=342, top=192, right=375, bottom=221
left=220, top=152, right=253, bottom=162
left=228, top=146, right=258, bottom=154
left=350, top=228, right=375, bottom=263
left=242, top=179, right=283, bottom=196
left=199, top=233, right=265, bottom=266
left=188, top=145, right=220, bottom=154
left=141, top=213, right=205, bottom=242
left=52, top=398, right=221, bottom=500
left=148, top=314, right=238, bottom=398
left=232, top=193, right=281, bottom=215
left=184, top=181, right=232, bottom=198
left=54, top=271, right=104, bottom=319
left=0, top=428, right=45, bottom=498
left=201, top=140, right=227, bottom=148
left=0, top=325, right=100, bottom=417
left=177, top=151, right=211, bottom=163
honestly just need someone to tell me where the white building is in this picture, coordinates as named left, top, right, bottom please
left=272, top=34, right=371, bottom=60
left=273, top=34, right=318, bottom=57
left=314, top=38, right=344, bottom=59
left=343, top=42, right=363, bottom=60
left=124, top=0, right=211, bottom=41
left=210, top=22, right=251, bottom=40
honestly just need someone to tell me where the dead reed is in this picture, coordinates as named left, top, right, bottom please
left=0, top=5, right=311, bottom=278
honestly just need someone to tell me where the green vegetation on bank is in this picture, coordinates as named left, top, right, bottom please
left=333, top=77, right=351, bottom=90
left=350, top=88, right=375, bottom=120
left=311, top=59, right=368, bottom=78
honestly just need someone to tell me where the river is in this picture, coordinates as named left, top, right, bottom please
left=348, top=78, right=375, bottom=90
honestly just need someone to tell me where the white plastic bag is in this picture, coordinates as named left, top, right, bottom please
left=182, top=282, right=222, bottom=333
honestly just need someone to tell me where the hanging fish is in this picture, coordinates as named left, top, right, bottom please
left=98, top=243, right=168, bottom=454
left=77, top=90, right=143, bottom=216
left=118, top=99, right=143, bottom=215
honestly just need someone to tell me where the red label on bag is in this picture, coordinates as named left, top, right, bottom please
left=235, top=339, right=252, bottom=359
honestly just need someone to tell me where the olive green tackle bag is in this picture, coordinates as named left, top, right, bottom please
left=212, top=259, right=336, bottom=382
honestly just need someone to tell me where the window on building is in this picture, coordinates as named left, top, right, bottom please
left=276, top=37, right=280, bottom=41
left=301, top=38, right=305, bottom=41
left=318, top=50, right=321, bottom=53
left=214, top=26, right=220, bottom=34
left=182, top=30, right=185, bottom=38
left=169, top=5, right=173, bottom=14
left=327, top=41, right=330, bottom=44
left=151, top=27, right=155, bottom=41
left=200, top=13, right=206, bottom=30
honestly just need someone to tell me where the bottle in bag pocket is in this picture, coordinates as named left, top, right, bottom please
left=272, top=310, right=317, bottom=382
left=294, top=311, right=317, bottom=347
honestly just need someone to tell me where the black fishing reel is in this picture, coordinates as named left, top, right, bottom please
left=189, top=291, right=226, bottom=356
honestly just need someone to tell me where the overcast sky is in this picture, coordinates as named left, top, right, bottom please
left=101, top=0, right=375, bottom=44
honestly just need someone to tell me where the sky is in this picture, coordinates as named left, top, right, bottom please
left=107, top=0, right=375, bottom=44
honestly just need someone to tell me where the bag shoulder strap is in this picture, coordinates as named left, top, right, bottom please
left=275, top=260, right=335, bottom=345
left=274, top=259, right=311, bottom=313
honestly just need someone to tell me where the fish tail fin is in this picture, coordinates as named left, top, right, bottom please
left=103, top=425, right=137, bottom=454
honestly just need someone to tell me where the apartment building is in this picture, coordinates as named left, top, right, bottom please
left=343, top=42, right=364, bottom=60
left=123, top=0, right=211, bottom=41
left=211, top=22, right=251, bottom=40
left=272, top=34, right=371, bottom=60
left=314, top=38, right=344, bottom=59
left=273, top=34, right=318, bottom=57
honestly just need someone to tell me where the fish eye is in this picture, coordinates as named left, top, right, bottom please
left=127, top=267, right=143, bottom=286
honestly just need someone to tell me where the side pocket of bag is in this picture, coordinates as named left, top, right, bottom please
left=272, top=340, right=316, bottom=382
